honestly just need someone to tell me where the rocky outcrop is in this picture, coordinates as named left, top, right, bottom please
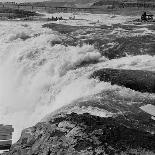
left=90, top=68, right=155, bottom=93
left=4, top=113, right=155, bottom=155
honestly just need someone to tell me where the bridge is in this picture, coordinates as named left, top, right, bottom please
left=0, top=3, right=98, bottom=13
left=119, top=2, right=155, bottom=8
left=1, top=2, right=155, bottom=14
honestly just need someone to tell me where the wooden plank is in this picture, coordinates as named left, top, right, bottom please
left=0, top=124, right=13, bottom=127
left=0, top=140, right=12, bottom=150
left=0, top=129, right=14, bottom=133
left=0, top=131, right=13, bottom=136
left=0, top=135, right=12, bottom=140
left=0, top=130, right=13, bottom=134
left=0, top=125, right=13, bottom=129
left=0, top=125, right=13, bottom=150
left=0, top=125, right=14, bottom=134
left=0, top=125, right=14, bottom=131
left=0, top=132, right=12, bottom=136
left=0, top=140, right=12, bottom=146
left=0, top=144, right=11, bottom=150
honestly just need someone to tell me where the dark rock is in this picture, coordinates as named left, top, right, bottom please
left=4, top=113, right=155, bottom=155
left=0, top=8, right=39, bottom=19
left=42, top=23, right=89, bottom=34
left=90, top=68, right=155, bottom=93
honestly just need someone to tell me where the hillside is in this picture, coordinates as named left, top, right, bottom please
left=92, top=0, right=155, bottom=7
left=29, top=0, right=96, bottom=7
left=27, top=0, right=155, bottom=10
left=0, top=7, right=39, bottom=19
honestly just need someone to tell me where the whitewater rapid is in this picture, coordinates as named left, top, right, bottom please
left=0, top=14, right=155, bottom=142
left=0, top=21, right=106, bottom=142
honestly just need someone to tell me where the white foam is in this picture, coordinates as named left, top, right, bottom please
left=96, top=55, right=155, bottom=72
left=140, top=104, right=155, bottom=117
left=0, top=21, right=104, bottom=142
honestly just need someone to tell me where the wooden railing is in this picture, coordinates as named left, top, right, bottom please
left=0, top=124, right=14, bottom=151
left=119, top=2, right=155, bottom=8
left=0, top=4, right=99, bottom=12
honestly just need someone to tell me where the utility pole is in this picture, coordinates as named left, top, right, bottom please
left=143, top=0, right=146, bottom=10
left=112, top=0, right=116, bottom=16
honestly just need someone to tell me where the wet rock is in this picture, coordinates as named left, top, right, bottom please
left=4, top=113, right=155, bottom=155
left=42, top=23, right=88, bottom=34
left=90, top=68, right=155, bottom=93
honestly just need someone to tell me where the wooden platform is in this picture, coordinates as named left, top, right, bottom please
left=0, top=124, right=14, bottom=150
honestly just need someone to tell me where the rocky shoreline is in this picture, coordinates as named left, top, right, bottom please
left=3, top=112, right=155, bottom=155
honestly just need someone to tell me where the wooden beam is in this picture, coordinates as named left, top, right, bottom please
left=0, top=135, right=12, bottom=140
left=0, top=127, right=14, bottom=132
left=0, top=125, right=13, bottom=150
left=0, top=125, right=14, bottom=132
left=0, top=132, right=12, bottom=136
left=0, top=140, right=12, bottom=145
left=0, top=144, right=11, bottom=150
left=0, top=140, right=12, bottom=150
left=0, top=128, right=14, bottom=134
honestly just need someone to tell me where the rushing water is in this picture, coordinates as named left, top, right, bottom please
left=0, top=13, right=155, bottom=142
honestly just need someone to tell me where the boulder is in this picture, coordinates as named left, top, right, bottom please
left=3, top=113, right=155, bottom=155
left=90, top=68, right=155, bottom=93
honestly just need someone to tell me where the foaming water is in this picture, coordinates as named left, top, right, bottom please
left=0, top=21, right=106, bottom=142
left=0, top=20, right=155, bottom=143
left=96, top=54, right=155, bottom=71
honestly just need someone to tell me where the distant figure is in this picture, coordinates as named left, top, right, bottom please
left=59, top=16, right=63, bottom=20
left=141, top=11, right=154, bottom=22
left=51, top=16, right=54, bottom=21
left=69, top=16, right=75, bottom=20
left=141, top=12, right=147, bottom=21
